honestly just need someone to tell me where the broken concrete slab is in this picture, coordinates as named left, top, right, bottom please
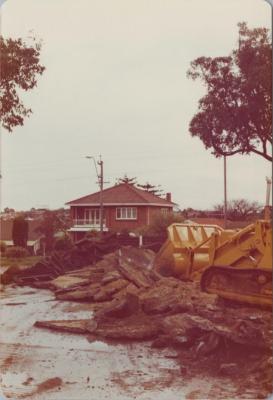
left=34, top=319, right=89, bottom=334
left=117, top=262, right=152, bottom=289
left=93, top=279, right=129, bottom=302
left=88, top=313, right=160, bottom=340
left=101, top=271, right=122, bottom=285
left=95, top=292, right=140, bottom=319
left=50, top=275, right=91, bottom=291
left=55, top=283, right=101, bottom=301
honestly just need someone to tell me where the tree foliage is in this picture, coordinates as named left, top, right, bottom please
left=187, top=23, right=272, bottom=161
left=12, top=215, right=29, bottom=247
left=117, top=175, right=165, bottom=197
left=214, top=198, right=263, bottom=220
left=36, top=210, right=70, bottom=253
left=0, top=241, right=7, bottom=253
left=0, top=35, right=45, bottom=132
left=54, top=234, right=73, bottom=251
left=116, top=174, right=138, bottom=185
left=137, top=182, right=163, bottom=196
left=140, top=212, right=184, bottom=238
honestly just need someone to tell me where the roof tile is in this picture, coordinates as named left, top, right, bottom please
left=66, top=183, right=174, bottom=206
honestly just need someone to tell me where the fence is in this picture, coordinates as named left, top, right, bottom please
left=116, top=235, right=165, bottom=252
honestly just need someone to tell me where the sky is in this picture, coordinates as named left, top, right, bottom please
left=0, top=0, right=272, bottom=211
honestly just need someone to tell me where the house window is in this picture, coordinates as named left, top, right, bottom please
left=116, top=207, right=137, bottom=220
left=84, top=209, right=100, bottom=224
left=161, top=208, right=169, bottom=215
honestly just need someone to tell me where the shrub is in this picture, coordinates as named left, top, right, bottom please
left=12, top=215, right=28, bottom=247
left=144, top=212, right=184, bottom=239
left=5, top=246, right=29, bottom=258
left=0, top=241, right=7, bottom=254
left=54, top=234, right=73, bottom=251
left=118, top=228, right=130, bottom=237
left=86, top=230, right=100, bottom=238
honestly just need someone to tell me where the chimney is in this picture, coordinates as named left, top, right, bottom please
left=166, top=192, right=172, bottom=202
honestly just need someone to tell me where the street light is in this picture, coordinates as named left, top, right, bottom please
left=85, top=156, right=99, bottom=181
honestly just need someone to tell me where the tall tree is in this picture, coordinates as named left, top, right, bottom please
left=36, top=210, right=69, bottom=253
left=137, top=182, right=163, bottom=196
left=117, top=175, right=165, bottom=197
left=12, top=215, right=29, bottom=247
left=116, top=174, right=138, bottom=185
left=0, top=35, right=45, bottom=132
left=187, top=23, right=272, bottom=161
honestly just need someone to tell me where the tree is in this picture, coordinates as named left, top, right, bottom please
left=4, top=207, right=15, bottom=213
left=0, top=35, right=45, bottom=132
left=0, top=241, right=7, bottom=254
left=137, top=182, right=163, bottom=196
left=54, top=234, right=73, bottom=251
left=12, top=215, right=29, bottom=247
left=187, top=23, right=272, bottom=161
left=36, top=210, right=70, bottom=253
left=116, top=174, right=138, bottom=185
left=140, top=212, right=184, bottom=238
left=214, top=198, right=263, bottom=220
left=117, top=175, right=166, bottom=197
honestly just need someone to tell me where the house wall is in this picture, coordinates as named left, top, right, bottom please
left=70, top=205, right=172, bottom=234
left=147, top=206, right=171, bottom=225
left=106, top=205, right=147, bottom=232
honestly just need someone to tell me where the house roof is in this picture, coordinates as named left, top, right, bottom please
left=66, top=183, right=174, bottom=207
left=0, top=219, right=43, bottom=242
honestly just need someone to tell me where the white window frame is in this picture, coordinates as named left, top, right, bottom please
left=84, top=208, right=100, bottom=225
left=116, top=207, right=137, bottom=220
left=161, top=208, right=169, bottom=215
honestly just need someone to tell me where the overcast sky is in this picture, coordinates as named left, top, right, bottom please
left=0, top=0, right=271, bottom=211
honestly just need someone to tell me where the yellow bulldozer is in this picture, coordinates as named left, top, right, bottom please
left=153, top=220, right=272, bottom=308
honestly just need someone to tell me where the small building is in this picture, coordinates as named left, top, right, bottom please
left=66, top=183, right=175, bottom=241
left=0, top=219, right=44, bottom=255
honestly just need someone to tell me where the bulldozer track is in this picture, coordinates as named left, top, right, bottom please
left=201, top=266, right=272, bottom=308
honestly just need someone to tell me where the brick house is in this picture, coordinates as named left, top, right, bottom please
left=66, top=183, right=174, bottom=241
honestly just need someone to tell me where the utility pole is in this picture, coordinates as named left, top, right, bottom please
left=85, top=155, right=106, bottom=235
left=224, top=155, right=227, bottom=229
left=98, top=156, right=104, bottom=234
left=265, top=176, right=272, bottom=220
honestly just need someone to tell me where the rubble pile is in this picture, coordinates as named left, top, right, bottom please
left=2, top=245, right=272, bottom=398
left=1, top=233, right=121, bottom=285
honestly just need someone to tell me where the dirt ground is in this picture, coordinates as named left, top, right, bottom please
left=0, top=285, right=256, bottom=400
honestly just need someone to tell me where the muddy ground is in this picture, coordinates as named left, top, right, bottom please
left=0, top=286, right=252, bottom=400
left=1, top=246, right=272, bottom=399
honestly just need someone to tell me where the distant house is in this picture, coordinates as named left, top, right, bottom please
left=0, top=219, right=44, bottom=255
left=66, top=183, right=175, bottom=241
